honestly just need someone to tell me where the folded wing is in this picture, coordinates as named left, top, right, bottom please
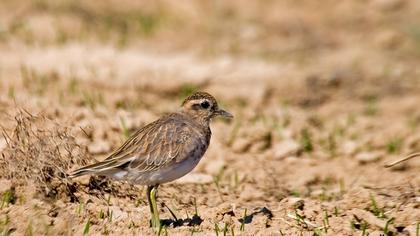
left=69, top=114, right=197, bottom=178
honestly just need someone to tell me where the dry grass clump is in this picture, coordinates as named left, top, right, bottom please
left=0, top=111, right=88, bottom=199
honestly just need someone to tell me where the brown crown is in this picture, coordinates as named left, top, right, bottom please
left=182, top=91, right=218, bottom=107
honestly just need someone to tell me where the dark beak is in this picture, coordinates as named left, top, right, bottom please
left=215, top=109, right=233, bottom=119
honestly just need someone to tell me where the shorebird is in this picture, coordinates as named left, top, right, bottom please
left=69, top=91, right=233, bottom=229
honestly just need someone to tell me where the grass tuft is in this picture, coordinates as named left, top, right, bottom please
left=0, top=111, right=88, bottom=199
left=369, top=193, right=386, bottom=219
left=299, top=128, right=313, bottom=153
left=120, top=117, right=131, bottom=139
left=240, top=208, right=247, bottom=231
left=383, top=217, right=394, bottom=235
left=24, top=222, right=33, bottom=236
left=214, top=223, right=220, bottom=236
left=1, top=188, right=16, bottom=209
left=82, top=219, right=90, bottom=235
left=386, top=138, right=403, bottom=154
left=0, top=214, right=11, bottom=236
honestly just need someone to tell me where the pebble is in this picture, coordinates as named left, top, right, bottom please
left=272, top=139, right=300, bottom=159
left=0, top=137, right=7, bottom=152
left=108, top=206, right=128, bottom=222
left=289, top=197, right=305, bottom=210
left=342, top=140, right=358, bottom=155
left=355, top=151, right=383, bottom=164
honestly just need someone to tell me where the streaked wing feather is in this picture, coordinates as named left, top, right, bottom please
left=95, top=114, right=195, bottom=175
left=129, top=118, right=192, bottom=173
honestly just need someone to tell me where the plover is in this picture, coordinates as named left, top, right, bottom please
left=69, top=91, right=233, bottom=228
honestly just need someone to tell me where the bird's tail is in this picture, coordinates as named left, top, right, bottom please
left=68, top=158, right=130, bottom=178
left=68, top=165, right=96, bottom=178
left=68, top=161, right=110, bottom=178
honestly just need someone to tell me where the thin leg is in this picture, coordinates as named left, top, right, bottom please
left=146, top=186, right=154, bottom=215
left=149, top=185, right=160, bottom=229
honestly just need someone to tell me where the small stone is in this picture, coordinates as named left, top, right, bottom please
left=342, top=141, right=358, bottom=155
left=0, top=137, right=7, bottom=152
left=289, top=197, right=305, bottom=210
left=272, top=139, right=300, bottom=159
left=284, top=156, right=299, bottom=164
left=108, top=206, right=128, bottom=222
left=355, top=151, right=383, bottom=164
left=75, top=175, right=91, bottom=185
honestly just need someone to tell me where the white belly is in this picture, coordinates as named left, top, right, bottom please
left=130, top=157, right=202, bottom=185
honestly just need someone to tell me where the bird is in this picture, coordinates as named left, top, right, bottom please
left=68, top=91, right=233, bottom=229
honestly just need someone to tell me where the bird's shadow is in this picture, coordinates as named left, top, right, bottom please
left=154, top=207, right=273, bottom=228
left=153, top=214, right=203, bottom=228
left=238, top=207, right=273, bottom=225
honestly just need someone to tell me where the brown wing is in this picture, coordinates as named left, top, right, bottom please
left=69, top=114, right=199, bottom=177
left=125, top=116, right=197, bottom=172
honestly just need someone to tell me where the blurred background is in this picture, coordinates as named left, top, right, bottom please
left=0, top=0, right=419, bottom=235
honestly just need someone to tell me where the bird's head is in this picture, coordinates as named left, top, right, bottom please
left=181, top=91, right=233, bottom=124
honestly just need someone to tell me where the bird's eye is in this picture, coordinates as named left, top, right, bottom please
left=200, top=101, right=210, bottom=109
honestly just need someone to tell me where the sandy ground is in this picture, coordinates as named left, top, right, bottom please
left=0, top=0, right=419, bottom=235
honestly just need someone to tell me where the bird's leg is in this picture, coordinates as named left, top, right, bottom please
left=149, top=184, right=160, bottom=229
left=146, top=186, right=154, bottom=220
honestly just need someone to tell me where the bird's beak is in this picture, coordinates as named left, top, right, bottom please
left=215, top=109, right=233, bottom=119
